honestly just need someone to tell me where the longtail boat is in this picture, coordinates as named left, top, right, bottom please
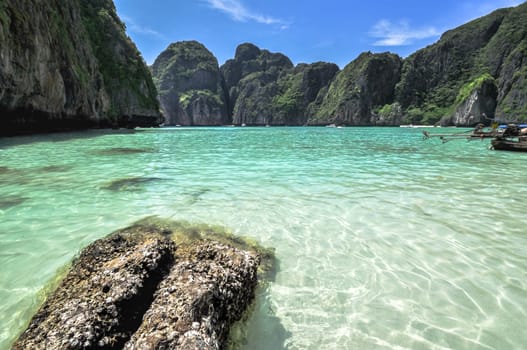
left=422, top=123, right=501, bottom=143
left=491, top=137, right=527, bottom=152
left=490, top=124, right=527, bottom=152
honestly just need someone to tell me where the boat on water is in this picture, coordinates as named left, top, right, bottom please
left=490, top=124, right=527, bottom=152
left=422, top=123, right=501, bottom=142
left=400, top=124, right=439, bottom=128
left=491, top=137, right=527, bottom=152
left=423, top=122, right=527, bottom=152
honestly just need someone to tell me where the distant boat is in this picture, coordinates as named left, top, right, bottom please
left=325, top=124, right=337, bottom=128
left=422, top=123, right=500, bottom=143
left=400, top=124, right=438, bottom=128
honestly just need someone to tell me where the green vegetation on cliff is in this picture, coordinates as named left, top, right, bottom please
left=151, top=41, right=228, bottom=125
left=0, top=0, right=161, bottom=135
left=455, top=73, right=496, bottom=105
left=396, top=3, right=527, bottom=125
left=220, top=43, right=294, bottom=125
left=311, top=52, right=402, bottom=125
left=211, top=43, right=339, bottom=125
left=80, top=0, right=160, bottom=120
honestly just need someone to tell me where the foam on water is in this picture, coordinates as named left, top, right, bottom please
left=1, top=127, right=526, bottom=349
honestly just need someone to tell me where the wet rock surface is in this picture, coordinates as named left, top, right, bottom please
left=124, top=242, right=259, bottom=349
left=13, top=218, right=265, bottom=350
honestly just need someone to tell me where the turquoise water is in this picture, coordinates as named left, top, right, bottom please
left=1, top=127, right=526, bottom=349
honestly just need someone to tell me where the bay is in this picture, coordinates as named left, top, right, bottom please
left=0, top=127, right=526, bottom=349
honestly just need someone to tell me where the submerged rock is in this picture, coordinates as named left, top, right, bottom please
left=93, top=147, right=157, bottom=156
left=13, top=217, right=269, bottom=350
left=101, top=177, right=163, bottom=192
left=0, top=196, right=27, bottom=209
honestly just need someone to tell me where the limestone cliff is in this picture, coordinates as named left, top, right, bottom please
left=396, top=3, right=527, bottom=125
left=146, top=3, right=527, bottom=126
left=274, top=62, right=339, bottom=125
left=444, top=74, right=498, bottom=126
left=220, top=43, right=294, bottom=125
left=0, top=0, right=161, bottom=136
left=214, top=44, right=337, bottom=126
left=311, top=52, right=402, bottom=125
left=151, top=41, right=228, bottom=126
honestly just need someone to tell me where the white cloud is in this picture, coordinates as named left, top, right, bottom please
left=204, top=0, right=287, bottom=27
left=121, top=15, right=164, bottom=39
left=370, top=20, right=440, bottom=46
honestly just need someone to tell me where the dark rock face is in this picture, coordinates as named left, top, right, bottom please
left=446, top=77, right=498, bottom=126
left=489, top=4, right=527, bottom=122
left=396, top=3, right=527, bottom=125
left=0, top=0, right=162, bottom=136
left=220, top=43, right=294, bottom=124
left=273, top=62, right=339, bottom=125
left=13, top=219, right=264, bottom=350
left=151, top=41, right=228, bottom=126
left=311, top=52, right=402, bottom=125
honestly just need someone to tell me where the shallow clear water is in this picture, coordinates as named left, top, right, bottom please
left=1, top=127, right=526, bottom=349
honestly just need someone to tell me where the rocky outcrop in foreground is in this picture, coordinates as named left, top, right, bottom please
left=13, top=218, right=269, bottom=349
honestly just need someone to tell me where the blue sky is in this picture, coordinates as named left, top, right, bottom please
left=114, top=0, right=524, bottom=68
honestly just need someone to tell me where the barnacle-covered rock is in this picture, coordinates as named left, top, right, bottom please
left=13, top=227, right=174, bottom=350
left=13, top=217, right=272, bottom=349
left=124, top=241, right=259, bottom=349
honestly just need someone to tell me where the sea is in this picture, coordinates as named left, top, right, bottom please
left=1, top=127, right=526, bottom=349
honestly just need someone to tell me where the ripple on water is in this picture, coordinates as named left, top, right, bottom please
left=1, top=127, right=527, bottom=350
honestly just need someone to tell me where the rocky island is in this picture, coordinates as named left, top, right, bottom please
left=151, top=3, right=527, bottom=127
